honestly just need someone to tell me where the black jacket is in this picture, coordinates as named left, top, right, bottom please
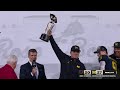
left=109, top=54, right=120, bottom=78
left=50, top=35, right=86, bottom=79
left=109, top=54, right=120, bottom=69
left=19, top=62, right=46, bottom=79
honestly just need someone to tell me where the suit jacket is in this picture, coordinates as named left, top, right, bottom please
left=0, top=64, right=18, bottom=79
left=19, top=62, right=46, bottom=79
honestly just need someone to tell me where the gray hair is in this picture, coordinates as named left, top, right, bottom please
left=7, top=55, right=18, bottom=64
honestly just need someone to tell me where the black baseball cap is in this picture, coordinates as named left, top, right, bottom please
left=113, top=42, right=120, bottom=48
left=94, top=46, right=107, bottom=54
left=71, top=45, right=80, bottom=52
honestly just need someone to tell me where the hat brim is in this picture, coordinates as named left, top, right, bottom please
left=94, top=51, right=98, bottom=54
left=113, top=46, right=120, bottom=48
left=71, top=50, right=80, bottom=52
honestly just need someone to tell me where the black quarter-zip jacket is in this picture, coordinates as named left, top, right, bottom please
left=49, top=35, right=86, bottom=79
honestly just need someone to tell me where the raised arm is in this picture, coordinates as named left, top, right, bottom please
left=48, top=30, right=69, bottom=63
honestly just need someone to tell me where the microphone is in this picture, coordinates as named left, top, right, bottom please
left=32, top=60, right=36, bottom=68
left=32, top=60, right=37, bottom=78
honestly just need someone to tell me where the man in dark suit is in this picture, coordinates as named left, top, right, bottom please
left=19, top=49, right=46, bottom=79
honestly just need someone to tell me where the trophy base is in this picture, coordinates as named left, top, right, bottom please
left=40, top=33, right=50, bottom=42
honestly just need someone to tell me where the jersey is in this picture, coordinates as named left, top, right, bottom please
left=99, top=55, right=117, bottom=71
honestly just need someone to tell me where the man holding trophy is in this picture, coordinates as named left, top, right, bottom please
left=40, top=14, right=86, bottom=79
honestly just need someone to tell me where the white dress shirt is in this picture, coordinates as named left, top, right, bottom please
left=29, top=61, right=39, bottom=79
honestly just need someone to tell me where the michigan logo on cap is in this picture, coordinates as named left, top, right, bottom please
left=115, top=42, right=118, bottom=46
left=75, top=46, right=78, bottom=49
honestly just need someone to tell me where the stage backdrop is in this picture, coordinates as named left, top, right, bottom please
left=0, top=11, right=120, bottom=79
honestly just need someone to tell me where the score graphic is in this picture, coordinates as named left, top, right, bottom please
left=84, top=70, right=91, bottom=77
left=92, top=70, right=103, bottom=75
left=92, top=70, right=96, bottom=75
left=97, top=70, right=103, bottom=75
left=92, top=70, right=103, bottom=77
left=79, top=70, right=117, bottom=78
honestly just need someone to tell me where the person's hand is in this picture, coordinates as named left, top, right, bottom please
left=32, top=67, right=37, bottom=75
left=47, top=30, right=52, bottom=36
